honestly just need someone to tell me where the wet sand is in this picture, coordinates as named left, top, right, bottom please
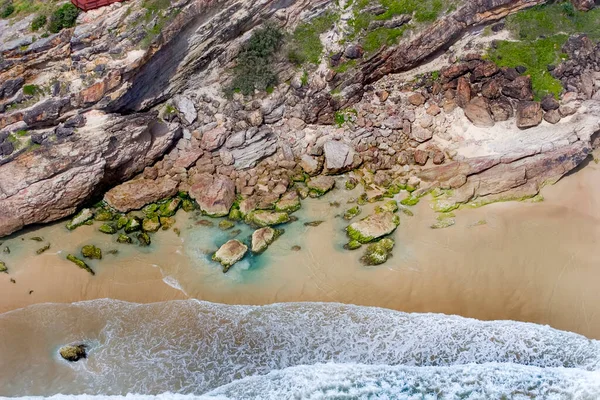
left=1, top=161, right=600, bottom=338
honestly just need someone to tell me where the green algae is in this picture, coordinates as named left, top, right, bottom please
left=66, top=254, right=95, bottom=275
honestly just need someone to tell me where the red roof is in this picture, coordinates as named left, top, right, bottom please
left=71, top=0, right=124, bottom=12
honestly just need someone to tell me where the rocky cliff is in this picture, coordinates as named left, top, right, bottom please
left=0, top=0, right=598, bottom=237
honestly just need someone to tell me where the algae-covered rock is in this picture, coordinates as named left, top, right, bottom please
left=304, top=220, right=324, bottom=227
left=66, top=254, right=95, bottom=275
left=212, top=240, right=248, bottom=273
left=158, top=197, right=181, bottom=217
left=345, top=177, right=359, bottom=190
left=30, top=236, right=44, bottom=242
left=275, top=191, right=301, bottom=213
left=66, top=209, right=94, bottom=230
left=218, top=220, right=235, bottom=231
left=307, top=176, right=336, bottom=198
left=431, top=216, right=456, bottom=229
left=142, top=216, right=161, bottom=232
left=116, top=215, right=129, bottom=230
left=400, top=195, right=420, bottom=206
left=81, top=245, right=102, bottom=260
left=36, top=244, right=51, bottom=255
left=343, top=206, right=361, bottom=221
left=124, top=217, right=142, bottom=233
left=251, top=227, right=283, bottom=254
left=117, top=234, right=132, bottom=244
left=137, top=232, right=151, bottom=246
left=246, top=211, right=290, bottom=227
left=361, top=238, right=395, bottom=266
left=0, top=261, right=7, bottom=273
left=160, top=217, right=176, bottom=230
left=59, top=344, right=87, bottom=362
left=228, top=206, right=243, bottom=221
left=98, top=223, right=117, bottom=234
left=182, top=199, right=197, bottom=212
left=347, top=212, right=400, bottom=244
left=344, top=240, right=362, bottom=250
left=94, top=209, right=114, bottom=221
left=229, top=229, right=242, bottom=238
left=398, top=205, right=414, bottom=217
left=375, top=200, right=398, bottom=214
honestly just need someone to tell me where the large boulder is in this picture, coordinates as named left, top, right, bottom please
left=307, top=175, right=336, bottom=197
left=59, top=344, right=87, bottom=362
left=212, top=240, right=247, bottom=273
left=245, top=210, right=290, bottom=227
left=189, top=174, right=236, bottom=217
left=464, top=97, right=495, bottom=127
left=251, top=227, right=282, bottom=253
left=173, top=95, right=196, bottom=125
left=502, top=76, right=534, bottom=100
left=323, top=141, right=359, bottom=174
left=516, top=101, right=543, bottom=129
left=346, top=212, right=400, bottom=243
left=104, top=177, right=179, bottom=212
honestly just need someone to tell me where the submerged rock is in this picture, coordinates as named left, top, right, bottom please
left=304, top=220, right=324, bottom=227
left=275, top=191, right=301, bottom=213
left=344, top=206, right=361, bottom=221
left=246, top=211, right=290, bottom=227
left=117, top=234, right=133, bottom=244
left=251, top=227, right=283, bottom=254
left=36, top=244, right=51, bottom=255
left=219, top=220, right=235, bottom=230
left=344, top=240, right=362, bottom=250
left=142, top=216, right=161, bottom=232
left=160, top=217, right=176, bottom=230
left=98, top=223, right=117, bottom=234
left=59, top=344, right=87, bottom=362
left=213, top=240, right=248, bottom=272
left=347, top=212, right=400, bottom=244
left=81, top=245, right=102, bottom=260
left=124, top=217, right=142, bottom=234
left=66, top=209, right=94, bottom=230
left=0, top=261, right=7, bottom=273
left=66, top=254, right=95, bottom=275
left=375, top=200, right=398, bottom=214
left=307, top=176, right=336, bottom=198
left=361, top=238, right=395, bottom=266
left=137, top=232, right=151, bottom=246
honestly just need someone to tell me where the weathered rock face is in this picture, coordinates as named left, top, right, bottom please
left=323, top=141, right=360, bottom=174
left=189, top=174, right=235, bottom=217
left=516, top=101, right=543, bottom=129
left=346, top=212, right=400, bottom=244
left=0, top=112, right=179, bottom=237
left=464, top=97, right=495, bottom=127
left=104, top=177, right=179, bottom=212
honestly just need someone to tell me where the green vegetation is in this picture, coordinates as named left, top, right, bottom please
left=138, top=0, right=175, bottom=48
left=488, top=2, right=600, bottom=100
left=15, top=129, right=28, bottom=136
left=227, top=24, right=284, bottom=96
left=363, top=26, right=407, bottom=53
left=1, top=1, right=14, bottom=18
left=332, top=59, right=357, bottom=73
left=288, top=12, right=339, bottom=65
left=48, top=2, right=78, bottom=33
left=31, top=14, right=46, bottom=31
left=22, top=84, right=41, bottom=96
left=334, top=108, right=358, bottom=126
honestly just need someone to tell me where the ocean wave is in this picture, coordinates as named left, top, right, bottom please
left=0, top=300, right=599, bottom=396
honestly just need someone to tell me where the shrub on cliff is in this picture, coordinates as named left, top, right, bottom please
left=227, top=23, right=284, bottom=96
left=31, top=14, right=46, bottom=31
left=0, top=1, right=14, bottom=18
left=48, top=3, right=79, bottom=33
left=287, top=12, right=338, bottom=66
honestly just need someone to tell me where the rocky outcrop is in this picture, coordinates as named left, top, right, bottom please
left=189, top=174, right=235, bottom=217
left=105, top=177, right=179, bottom=212
left=323, top=141, right=360, bottom=174
left=346, top=212, right=400, bottom=244
left=212, top=240, right=248, bottom=273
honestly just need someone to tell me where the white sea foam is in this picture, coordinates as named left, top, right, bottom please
left=0, top=300, right=599, bottom=397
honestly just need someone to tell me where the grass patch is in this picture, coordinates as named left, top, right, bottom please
left=1, top=1, right=14, bottom=17
left=30, top=14, right=46, bottom=31
left=139, top=0, right=179, bottom=48
left=288, top=12, right=339, bottom=65
left=332, top=59, right=357, bottom=73
left=227, top=23, right=284, bottom=96
left=22, top=84, right=42, bottom=96
left=363, top=26, right=407, bottom=53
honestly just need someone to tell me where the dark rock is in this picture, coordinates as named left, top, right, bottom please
left=471, top=61, right=499, bottom=81
left=515, top=65, right=527, bottom=74
left=501, top=67, right=520, bottom=81
left=544, top=110, right=561, bottom=124
left=464, top=97, right=495, bottom=127
left=456, top=77, right=472, bottom=108
left=540, top=95, right=560, bottom=111
left=516, top=101, right=543, bottom=129
left=414, top=149, right=429, bottom=165
left=441, top=63, right=470, bottom=80
left=64, top=114, right=86, bottom=128
left=0, top=77, right=24, bottom=99
left=55, top=126, right=75, bottom=138
left=0, top=141, right=14, bottom=156
left=481, top=78, right=502, bottom=99
left=59, top=344, right=87, bottom=362
left=490, top=98, right=513, bottom=121
left=502, top=76, right=533, bottom=100
left=571, top=0, right=594, bottom=11
left=344, top=45, right=364, bottom=59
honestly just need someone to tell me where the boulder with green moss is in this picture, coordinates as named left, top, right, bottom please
left=346, top=212, right=400, bottom=244
left=36, top=244, right=51, bottom=254
left=124, top=217, right=142, bottom=233
left=66, top=209, right=94, bottom=230
left=137, top=232, right=151, bottom=246
left=344, top=240, right=362, bottom=250
left=81, top=245, right=102, bottom=260
left=142, top=216, right=161, bottom=232
left=94, top=209, right=114, bottom=221
left=158, top=198, right=181, bottom=217
left=117, top=234, right=132, bottom=244
left=245, top=210, right=290, bottom=227
left=0, top=261, right=7, bottom=273
left=307, top=176, right=335, bottom=197
left=251, top=227, right=283, bottom=254
left=182, top=199, right=197, bottom=212
left=160, top=217, right=176, bottom=230
left=98, top=223, right=117, bottom=234
left=143, top=203, right=160, bottom=217
left=275, top=191, right=301, bottom=213
left=219, top=220, right=235, bottom=230
left=116, top=215, right=129, bottom=230
left=212, top=240, right=248, bottom=272
left=400, top=195, right=420, bottom=206
left=59, top=344, right=87, bottom=362
left=361, top=238, right=395, bottom=266
left=66, top=254, right=95, bottom=275
left=228, top=206, right=243, bottom=221
left=343, top=206, right=361, bottom=221
left=375, top=200, right=398, bottom=213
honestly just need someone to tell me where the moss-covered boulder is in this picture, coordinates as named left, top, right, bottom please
left=117, top=234, right=132, bottom=244
left=59, top=344, right=87, bottom=362
left=344, top=240, right=362, bottom=250
left=81, top=245, right=102, bottom=260
left=343, top=206, right=361, bottom=221
left=66, top=254, right=95, bottom=275
left=212, top=240, right=248, bottom=273
left=94, top=209, right=114, bottom=221
left=142, top=216, right=161, bottom=232
left=275, top=191, right=301, bottom=213
left=137, top=232, right=151, bottom=246
left=182, top=198, right=197, bottom=212
left=124, top=217, right=142, bottom=234
left=245, top=210, right=290, bottom=227
left=219, top=220, right=235, bottom=230
left=228, top=206, right=243, bottom=221
left=98, top=223, right=117, bottom=234
left=158, top=197, right=181, bottom=217
left=116, top=215, right=129, bottom=230
left=251, top=227, right=283, bottom=254
left=160, top=217, right=176, bottom=230
left=66, top=209, right=94, bottom=230
left=143, top=203, right=160, bottom=217
left=375, top=200, right=398, bottom=214
left=361, top=238, right=395, bottom=266
left=36, top=244, right=51, bottom=255
left=307, top=175, right=336, bottom=197
left=346, top=212, right=400, bottom=244
left=0, top=261, right=7, bottom=273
